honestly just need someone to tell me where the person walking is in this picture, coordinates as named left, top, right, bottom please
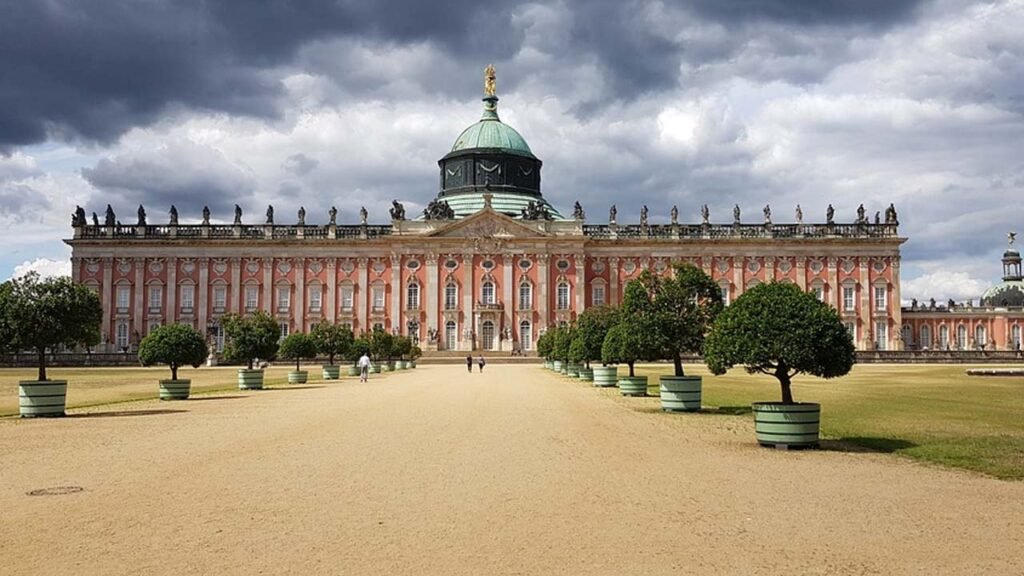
left=465, top=354, right=473, bottom=373
left=358, top=352, right=371, bottom=382
left=478, top=355, right=486, bottom=373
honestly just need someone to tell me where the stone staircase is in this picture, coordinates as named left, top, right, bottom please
left=416, top=350, right=541, bottom=365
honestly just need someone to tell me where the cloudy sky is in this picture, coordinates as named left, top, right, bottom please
left=1, top=0, right=1021, bottom=302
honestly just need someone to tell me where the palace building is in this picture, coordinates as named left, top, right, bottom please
left=67, top=68, right=911, bottom=354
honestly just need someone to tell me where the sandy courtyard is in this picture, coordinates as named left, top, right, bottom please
left=1, top=364, right=1022, bottom=575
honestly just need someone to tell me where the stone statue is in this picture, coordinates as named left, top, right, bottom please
left=573, top=201, right=585, bottom=220
left=92, top=212, right=99, bottom=226
left=670, top=205, right=678, bottom=225
left=886, top=203, right=898, bottom=225
left=71, top=205, right=86, bottom=227
left=763, top=204, right=771, bottom=224
left=234, top=204, right=242, bottom=225
left=202, top=206, right=210, bottom=225
left=423, top=199, right=455, bottom=220
left=948, top=298, right=956, bottom=310
left=520, top=201, right=552, bottom=221
left=169, top=205, right=178, bottom=225
left=874, top=211, right=881, bottom=225
left=104, top=204, right=116, bottom=227
left=484, top=64, right=497, bottom=97
left=427, top=327, right=438, bottom=343
left=137, top=204, right=147, bottom=226
left=856, top=203, right=866, bottom=223
left=701, top=204, right=709, bottom=224
left=929, top=298, right=936, bottom=310
left=359, top=206, right=368, bottom=225
left=298, top=206, right=306, bottom=225
left=329, top=206, right=337, bottom=225
left=609, top=204, right=617, bottom=224
left=826, top=204, right=834, bottom=224
left=733, top=204, right=741, bottom=225
left=389, top=200, right=406, bottom=221
left=911, top=298, right=918, bottom=310
left=266, top=205, right=274, bottom=225
left=795, top=204, right=803, bottom=224
left=640, top=205, right=648, bottom=226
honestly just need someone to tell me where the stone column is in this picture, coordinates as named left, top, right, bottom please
left=827, top=256, right=838, bottom=310
left=102, top=258, right=113, bottom=350
left=133, top=258, right=145, bottom=338
left=230, top=257, right=241, bottom=314
left=537, top=254, right=550, bottom=331
left=166, top=257, right=177, bottom=324
left=391, top=254, right=402, bottom=333
left=574, top=253, right=586, bottom=314
left=426, top=253, right=439, bottom=338
left=503, top=252, right=514, bottom=349
left=262, top=258, right=273, bottom=314
left=462, top=253, right=474, bottom=350
left=294, top=257, right=305, bottom=332
left=357, top=258, right=368, bottom=333
left=327, top=259, right=338, bottom=323
left=891, top=256, right=903, bottom=350
left=858, top=259, right=871, bottom=350
left=198, top=257, right=209, bottom=336
left=608, top=256, right=619, bottom=306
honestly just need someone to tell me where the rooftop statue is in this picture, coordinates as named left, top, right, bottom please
left=389, top=200, right=406, bottom=221
left=169, top=205, right=178, bottom=225
left=572, top=201, right=585, bottom=221
left=266, top=205, right=274, bottom=225
left=795, top=204, right=803, bottom=224
left=484, top=64, right=497, bottom=97
left=359, top=206, right=368, bottom=225
left=640, top=205, right=648, bottom=226
left=71, top=205, right=86, bottom=227
left=202, top=206, right=210, bottom=225
left=763, top=204, right=771, bottom=224
left=874, top=211, right=881, bottom=225
left=856, top=203, right=866, bottom=223
left=886, top=203, right=899, bottom=225
left=826, top=204, right=834, bottom=224
left=92, top=212, right=99, bottom=226
left=733, top=204, right=741, bottom=225
left=298, top=206, right=306, bottom=225
left=105, top=204, right=116, bottom=227
left=670, top=205, right=678, bottom=224
left=329, top=206, right=337, bottom=225
left=137, top=204, right=147, bottom=226
left=701, top=204, right=709, bottom=224
left=521, top=201, right=552, bottom=221
left=423, top=199, right=455, bottom=220
left=234, top=204, right=242, bottom=225
left=609, top=204, right=617, bottom=224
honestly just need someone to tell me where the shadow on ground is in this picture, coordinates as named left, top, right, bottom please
left=262, top=385, right=327, bottom=391
left=187, top=396, right=246, bottom=401
left=67, top=409, right=188, bottom=418
left=820, top=437, right=917, bottom=454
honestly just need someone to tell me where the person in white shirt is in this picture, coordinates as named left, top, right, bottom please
left=358, top=353, right=371, bottom=382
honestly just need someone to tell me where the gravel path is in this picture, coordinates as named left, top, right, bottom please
left=1, top=365, right=1021, bottom=575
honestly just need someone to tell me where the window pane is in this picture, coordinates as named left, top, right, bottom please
left=214, top=287, right=226, bottom=308
left=246, top=287, right=258, bottom=309
left=341, top=286, right=353, bottom=308
left=593, top=285, right=605, bottom=306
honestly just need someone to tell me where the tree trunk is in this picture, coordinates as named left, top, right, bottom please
left=673, top=354, right=684, bottom=377
left=295, top=358, right=300, bottom=371
left=37, top=348, right=47, bottom=381
left=776, top=365, right=794, bottom=404
left=247, top=358, right=254, bottom=370
left=171, top=363, right=178, bottom=380
left=628, top=361, right=635, bottom=377
left=329, top=353, right=335, bottom=366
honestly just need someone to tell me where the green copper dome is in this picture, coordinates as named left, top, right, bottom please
left=450, top=96, right=535, bottom=158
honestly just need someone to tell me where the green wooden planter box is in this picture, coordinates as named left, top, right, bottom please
left=395, top=360, right=407, bottom=370
left=553, top=360, right=563, bottom=373
left=577, top=367, right=594, bottom=381
left=659, top=376, right=702, bottom=412
left=348, top=366, right=361, bottom=377
left=752, top=402, right=821, bottom=448
left=288, top=371, right=308, bottom=384
left=19, top=380, right=67, bottom=417
left=591, top=366, right=618, bottom=387
left=618, top=376, right=648, bottom=397
left=322, top=365, right=341, bottom=380
left=159, top=379, right=191, bottom=401
left=238, top=369, right=264, bottom=390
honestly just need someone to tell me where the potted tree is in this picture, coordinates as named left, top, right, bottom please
left=703, top=282, right=855, bottom=448
left=279, top=332, right=318, bottom=383
left=137, top=323, right=208, bottom=400
left=0, top=273, right=102, bottom=417
left=551, top=326, right=571, bottom=374
left=643, top=264, right=723, bottom=412
left=392, top=335, right=412, bottom=369
left=536, top=330, right=554, bottom=370
left=572, top=305, right=618, bottom=386
left=222, top=311, right=281, bottom=390
left=349, top=336, right=371, bottom=375
left=311, top=322, right=353, bottom=379
left=409, top=344, right=422, bottom=368
left=367, top=327, right=394, bottom=372
left=601, top=280, right=665, bottom=396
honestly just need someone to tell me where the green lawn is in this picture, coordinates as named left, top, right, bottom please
left=632, top=363, right=1024, bottom=480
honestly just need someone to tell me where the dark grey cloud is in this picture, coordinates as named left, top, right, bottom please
left=0, top=182, right=51, bottom=221
left=684, top=0, right=926, bottom=25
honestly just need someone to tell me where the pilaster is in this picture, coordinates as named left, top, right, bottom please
left=230, top=257, right=241, bottom=314
left=167, top=257, right=177, bottom=324
left=608, top=256, right=619, bottom=306
left=426, top=253, right=439, bottom=335
left=102, top=258, right=113, bottom=348
left=574, top=253, right=586, bottom=313
left=294, top=257, right=305, bottom=332
left=537, top=254, right=550, bottom=331
left=391, top=254, right=402, bottom=332
left=462, top=253, right=474, bottom=350
left=327, top=259, right=337, bottom=323
left=858, top=260, right=871, bottom=350
left=133, top=258, right=145, bottom=338
left=198, top=257, right=209, bottom=336
left=262, top=259, right=273, bottom=314
left=357, top=258, right=368, bottom=333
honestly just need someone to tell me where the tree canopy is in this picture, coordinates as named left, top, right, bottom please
left=536, top=329, right=554, bottom=359
left=138, top=323, right=208, bottom=380
left=222, top=311, right=281, bottom=369
left=600, top=280, right=665, bottom=376
left=311, top=322, right=353, bottom=365
left=571, top=305, right=619, bottom=367
left=348, top=336, right=371, bottom=364
left=367, top=327, right=394, bottom=361
left=0, top=273, right=102, bottom=381
left=278, top=332, right=318, bottom=371
left=703, top=282, right=855, bottom=404
left=551, top=324, right=574, bottom=362
left=642, top=264, right=723, bottom=376
left=391, top=335, right=413, bottom=360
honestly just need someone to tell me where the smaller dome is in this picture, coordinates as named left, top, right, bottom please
left=450, top=95, right=534, bottom=158
left=981, top=280, right=1024, bottom=307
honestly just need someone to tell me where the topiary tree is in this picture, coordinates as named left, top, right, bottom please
left=571, top=305, right=619, bottom=368
left=0, top=273, right=102, bottom=381
left=279, top=332, right=318, bottom=372
left=600, top=280, right=665, bottom=377
left=392, top=335, right=413, bottom=360
left=138, top=323, right=208, bottom=380
left=311, top=322, right=353, bottom=366
left=551, top=325, right=573, bottom=363
left=409, top=344, right=422, bottom=361
left=222, top=311, right=281, bottom=369
left=367, top=327, right=394, bottom=362
left=348, top=336, right=370, bottom=365
left=703, top=282, right=855, bottom=404
left=536, top=329, right=554, bottom=360
left=642, top=264, right=723, bottom=376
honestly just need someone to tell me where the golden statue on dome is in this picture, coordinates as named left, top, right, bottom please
left=484, top=64, right=497, bottom=97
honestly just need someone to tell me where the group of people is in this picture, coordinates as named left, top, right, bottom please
left=466, top=355, right=486, bottom=372
left=356, top=352, right=489, bottom=379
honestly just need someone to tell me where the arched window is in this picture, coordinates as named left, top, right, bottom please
left=939, top=325, right=949, bottom=350
left=1013, top=325, right=1022, bottom=351
left=519, top=320, right=532, bottom=350
left=115, top=322, right=130, bottom=350
left=902, top=325, right=913, bottom=348
left=445, top=320, right=457, bottom=350
left=556, top=281, right=570, bottom=310
left=920, top=325, right=932, bottom=350
left=519, top=281, right=532, bottom=309
left=975, top=325, right=987, bottom=348
left=482, top=320, right=495, bottom=350
left=956, top=325, right=967, bottom=350
left=445, top=283, right=458, bottom=310
left=407, top=283, right=420, bottom=309
left=481, top=281, right=495, bottom=305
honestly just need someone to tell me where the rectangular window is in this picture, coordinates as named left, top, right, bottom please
left=720, top=284, right=730, bottom=305
left=874, top=286, right=887, bottom=311
left=445, top=284, right=458, bottom=309
left=180, top=285, right=194, bottom=311
left=372, top=286, right=385, bottom=309
left=279, top=322, right=290, bottom=342
left=481, top=283, right=495, bottom=305
left=309, top=288, right=322, bottom=311
left=213, top=286, right=227, bottom=310
left=406, top=284, right=420, bottom=309
left=116, top=322, right=130, bottom=349
left=116, top=286, right=130, bottom=310
left=556, top=283, right=570, bottom=310
left=341, top=286, right=354, bottom=310
left=519, top=284, right=532, bottom=309
left=277, top=287, right=290, bottom=311
left=875, top=322, right=888, bottom=351
left=592, top=285, right=605, bottom=307
left=245, top=286, right=258, bottom=310
left=148, top=286, right=162, bottom=310
left=843, top=286, right=855, bottom=312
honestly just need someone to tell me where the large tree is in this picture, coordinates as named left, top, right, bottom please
left=0, top=273, right=102, bottom=381
left=222, top=311, right=281, bottom=369
left=367, top=327, right=394, bottom=362
left=311, top=322, right=354, bottom=366
left=600, top=280, right=665, bottom=376
left=703, top=282, right=855, bottom=404
left=571, top=305, right=619, bottom=368
left=138, top=323, right=208, bottom=380
left=642, top=264, right=723, bottom=376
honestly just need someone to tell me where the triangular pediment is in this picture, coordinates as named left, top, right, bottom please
left=427, top=208, right=549, bottom=238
